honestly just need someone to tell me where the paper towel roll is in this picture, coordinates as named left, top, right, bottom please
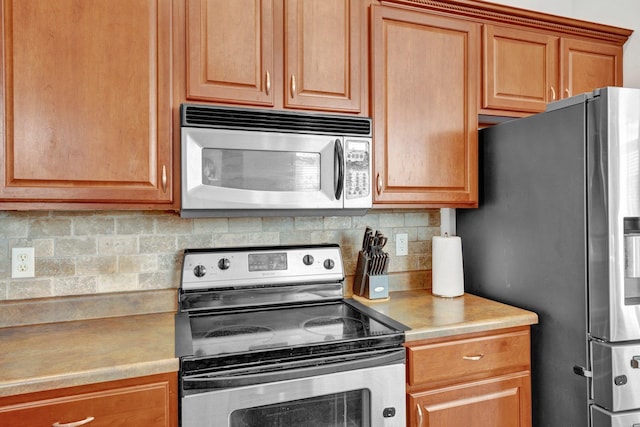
left=432, top=235, right=464, bottom=297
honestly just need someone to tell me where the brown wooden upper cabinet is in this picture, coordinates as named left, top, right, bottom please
left=186, top=0, right=363, bottom=113
left=0, top=0, right=173, bottom=208
left=370, top=5, right=479, bottom=207
left=482, top=24, right=623, bottom=115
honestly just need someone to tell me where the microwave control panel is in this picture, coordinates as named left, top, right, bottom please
left=345, top=140, right=370, bottom=200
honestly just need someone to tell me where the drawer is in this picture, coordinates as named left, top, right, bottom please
left=407, top=328, right=530, bottom=386
left=0, top=374, right=176, bottom=427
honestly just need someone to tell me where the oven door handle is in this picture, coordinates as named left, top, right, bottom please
left=183, top=348, right=405, bottom=391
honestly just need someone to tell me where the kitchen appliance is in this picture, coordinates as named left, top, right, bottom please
left=180, top=104, right=372, bottom=217
left=175, top=244, right=408, bottom=427
left=457, top=87, right=640, bottom=426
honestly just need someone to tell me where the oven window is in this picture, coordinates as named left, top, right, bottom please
left=229, top=389, right=369, bottom=427
left=202, top=148, right=320, bottom=192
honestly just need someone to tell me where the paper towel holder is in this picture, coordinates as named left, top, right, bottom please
left=431, top=233, right=465, bottom=298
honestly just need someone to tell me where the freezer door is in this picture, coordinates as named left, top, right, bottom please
left=592, top=404, right=640, bottom=427
left=592, top=340, right=640, bottom=412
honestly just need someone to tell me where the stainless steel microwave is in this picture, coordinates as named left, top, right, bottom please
left=180, top=104, right=372, bottom=217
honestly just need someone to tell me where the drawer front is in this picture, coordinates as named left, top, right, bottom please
left=408, top=329, right=530, bottom=386
left=0, top=381, right=172, bottom=427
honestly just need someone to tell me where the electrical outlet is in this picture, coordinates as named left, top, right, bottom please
left=396, top=233, right=408, bottom=257
left=11, top=247, right=35, bottom=278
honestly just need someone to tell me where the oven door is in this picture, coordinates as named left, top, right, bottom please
left=181, top=127, right=347, bottom=215
left=181, top=349, right=406, bottom=427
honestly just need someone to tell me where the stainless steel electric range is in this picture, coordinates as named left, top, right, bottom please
left=175, top=244, right=408, bottom=427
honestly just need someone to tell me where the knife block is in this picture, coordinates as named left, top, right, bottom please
left=353, top=250, right=389, bottom=299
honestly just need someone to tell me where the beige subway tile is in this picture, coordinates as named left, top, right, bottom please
left=76, top=256, right=117, bottom=275
left=228, top=217, right=262, bottom=232
left=98, top=236, right=137, bottom=255
left=7, top=278, right=53, bottom=299
left=119, top=254, right=158, bottom=273
left=177, top=234, right=213, bottom=250
left=116, top=217, right=155, bottom=234
left=139, top=271, right=180, bottom=290
left=0, top=218, right=28, bottom=238
left=262, top=217, right=295, bottom=231
left=37, top=258, right=75, bottom=277
left=155, top=215, right=193, bottom=234
left=141, top=235, right=178, bottom=253
left=193, top=218, right=229, bottom=233
left=54, top=276, right=98, bottom=296
left=323, top=216, right=352, bottom=230
left=379, top=213, right=404, bottom=228
left=279, top=231, right=313, bottom=244
left=0, top=281, right=6, bottom=300
left=73, top=217, right=115, bottom=236
left=29, top=219, right=72, bottom=238
left=56, top=237, right=97, bottom=257
left=294, top=217, right=323, bottom=230
left=405, top=211, right=431, bottom=227
left=158, top=253, right=182, bottom=272
left=97, top=274, right=139, bottom=293
left=34, top=239, right=54, bottom=257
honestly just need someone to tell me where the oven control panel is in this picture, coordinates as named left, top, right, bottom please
left=181, top=244, right=344, bottom=291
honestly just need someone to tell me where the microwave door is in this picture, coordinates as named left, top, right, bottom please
left=182, top=128, right=342, bottom=211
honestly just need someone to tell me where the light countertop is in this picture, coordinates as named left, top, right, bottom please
left=0, top=290, right=537, bottom=398
left=353, top=290, right=538, bottom=342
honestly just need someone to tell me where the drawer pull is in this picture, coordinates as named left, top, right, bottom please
left=463, top=354, right=484, bottom=361
left=52, top=416, right=94, bottom=427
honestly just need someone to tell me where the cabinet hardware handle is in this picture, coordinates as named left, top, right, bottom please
left=52, top=416, right=95, bottom=427
left=565, top=88, right=571, bottom=98
left=417, top=404, right=424, bottom=427
left=290, top=74, right=296, bottom=98
left=266, top=71, right=271, bottom=95
left=161, top=165, right=167, bottom=193
left=376, top=174, right=382, bottom=195
left=463, top=354, right=484, bottom=361
left=550, top=86, right=556, bottom=101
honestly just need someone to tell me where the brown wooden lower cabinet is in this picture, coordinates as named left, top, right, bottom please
left=405, top=326, right=532, bottom=427
left=0, top=373, right=177, bottom=427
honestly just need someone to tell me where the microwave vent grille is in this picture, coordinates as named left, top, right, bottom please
left=181, top=104, right=371, bottom=136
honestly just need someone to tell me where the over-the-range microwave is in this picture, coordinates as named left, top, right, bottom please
left=180, top=104, right=372, bottom=218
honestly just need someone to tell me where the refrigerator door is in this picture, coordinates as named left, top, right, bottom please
left=587, top=87, right=640, bottom=343
left=592, top=340, right=640, bottom=412
left=458, top=96, right=590, bottom=426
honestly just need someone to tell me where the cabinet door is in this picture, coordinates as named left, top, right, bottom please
left=0, top=373, right=177, bottom=427
left=284, top=0, right=362, bottom=112
left=186, top=0, right=275, bottom=106
left=482, top=25, right=558, bottom=113
left=561, top=37, right=623, bottom=98
left=408, top=373, right=531, bottom=427
left=371, top=6, right=478, bottom=206
left=0, top=0, right=172, bottom=205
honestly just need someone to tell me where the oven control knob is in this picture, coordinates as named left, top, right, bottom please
left=323, top=259, right=335, bottom=270
left=218, top=258, right=231, bottom=270
left=303, top=255, right=314, bottom=266
left=193, top=265, right=207, bottom=278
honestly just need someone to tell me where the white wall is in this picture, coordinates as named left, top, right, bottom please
left=487, top=0, right=640, bottom=88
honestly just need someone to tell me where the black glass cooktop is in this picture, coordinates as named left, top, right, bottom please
left=188, top=301, right=402, bottom=358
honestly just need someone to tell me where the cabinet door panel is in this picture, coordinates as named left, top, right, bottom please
left=561, top=38, right=622, bottom=98
left=408, top=373, right=531, bottom=427
left=186, top=0, right=275, bottom=105
left=0, top=0, right=172, bottom=204
left=483, top=25, right=558, bottom=113
left=371, top=6, right=478, bottom=206
left=285, top=0, right=361, bottom=112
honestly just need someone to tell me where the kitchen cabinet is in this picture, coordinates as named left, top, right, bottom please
left=0, top=0, right=174, bottom=208
left=405, top=326, right=532, bottom=427
left=186, top=0, right=363, bottom=113
left=482, top=24, right=624, bottom=115
left=370, top=5, right=479, bottom=207
left=0, top=373, right=178, bottom=427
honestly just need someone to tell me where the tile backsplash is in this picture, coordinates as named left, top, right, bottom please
left=0, top=209, right=440, bottom=301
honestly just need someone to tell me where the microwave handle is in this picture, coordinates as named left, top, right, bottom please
left=334, top=139, right=344, bottom=200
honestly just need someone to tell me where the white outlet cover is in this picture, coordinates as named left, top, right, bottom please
left=11, top=247, right=35, bottom=278
left=396, top=233, right=408, bottom=256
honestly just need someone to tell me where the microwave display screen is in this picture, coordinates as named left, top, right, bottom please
left=202, top=148, right=320, bottom=192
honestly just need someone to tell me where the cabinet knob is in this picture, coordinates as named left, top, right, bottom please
left=290, top=74, right=296, bottom=99
left=265, top=71, right=271, bottom=96
left=52, top=416, right=95, bottom=427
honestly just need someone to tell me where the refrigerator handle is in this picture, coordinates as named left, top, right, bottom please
left=573, top=365, right=593, bottom=378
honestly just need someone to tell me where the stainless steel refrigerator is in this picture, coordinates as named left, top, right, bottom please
left=457, top=87, right=640, bottom=427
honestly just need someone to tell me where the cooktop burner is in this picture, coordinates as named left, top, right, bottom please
left=303, top=316, right=365, bottom=338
